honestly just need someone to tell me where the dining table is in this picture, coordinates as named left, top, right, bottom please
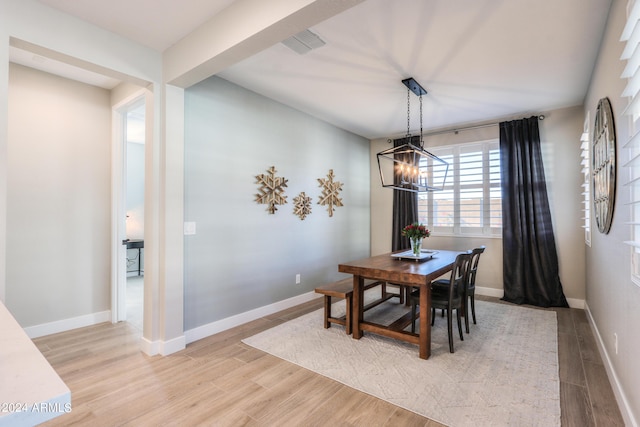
left=338, top=249, right=462, bottom=359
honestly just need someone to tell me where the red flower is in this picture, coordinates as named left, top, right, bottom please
left=401, top=222, right=431, bottom=239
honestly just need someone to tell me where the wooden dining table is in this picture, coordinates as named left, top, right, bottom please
left=338, top=250, right=461, bottom=359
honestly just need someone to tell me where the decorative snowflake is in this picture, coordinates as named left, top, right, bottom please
left=317, top=169, right=343, bottom=217
left=255, top=166, right=288, bottom=214
left=293, top=192, right=312, bottom=220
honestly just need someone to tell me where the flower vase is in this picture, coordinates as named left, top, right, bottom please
left=410, top=237, right=423, bottom=257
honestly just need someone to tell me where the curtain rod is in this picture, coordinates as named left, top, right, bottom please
left=425, top=114, right=545, bottom=137
left=389, top=114, right=545, bottom=141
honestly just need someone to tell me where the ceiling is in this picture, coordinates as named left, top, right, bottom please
left=26, top=0, right=612, bottom=139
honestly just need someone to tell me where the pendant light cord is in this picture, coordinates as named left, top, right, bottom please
left=419, top=94, right=424, bottom=149
left=406, top=88, right=411, bottom=140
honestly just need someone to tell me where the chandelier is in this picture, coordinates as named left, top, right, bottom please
left=377, top=78, right=448, bottom=192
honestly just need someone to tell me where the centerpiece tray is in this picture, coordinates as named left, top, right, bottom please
left=391, top=249, right=438, bottom=261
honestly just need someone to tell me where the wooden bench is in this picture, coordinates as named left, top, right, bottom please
left=314, top=278, right=395, bottom=334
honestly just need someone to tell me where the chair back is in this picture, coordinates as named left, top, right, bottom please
left=468, top=246, right=485, bottom=292
left=446, top=251, right=473, bottom=305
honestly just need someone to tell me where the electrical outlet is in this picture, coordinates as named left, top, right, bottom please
left=184, top=222, right=196, bottom=235
left=614, top=333, right=618, bottom=355
left=295, top=274, right=301, bottom=285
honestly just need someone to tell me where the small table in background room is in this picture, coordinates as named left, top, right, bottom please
left=126, top=239, right=144, bottom=276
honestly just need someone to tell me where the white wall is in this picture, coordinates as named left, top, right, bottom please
left=7, top=63, right=111, bottom=326
left=183, top=76, right=370, bottom=330
left=126, top=142, right=145, bottom=241
left=583, top=0, right=640, bottom=424
left=0, top=0, right=187, bottom=353
left=370, top=105, right=586, bottom=305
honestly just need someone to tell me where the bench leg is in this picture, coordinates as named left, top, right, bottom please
left=345, top=294, right=352, bottom=335
left=323, top=295, right=331, bottom=329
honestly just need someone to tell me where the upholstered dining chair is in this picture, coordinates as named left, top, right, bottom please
left=410, top=251, right=472, bottom=353
left=431, top=246, right=486, bottom=333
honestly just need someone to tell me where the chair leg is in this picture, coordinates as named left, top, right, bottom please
left=447, top=307, right=454, bottom=353
left=470, top=293, right=477, bottom=324
left=457, top=308, right=464, bottom=341
left=464, top=299, right=470, bottom=334
left=431, top=307, right=436, bottom=326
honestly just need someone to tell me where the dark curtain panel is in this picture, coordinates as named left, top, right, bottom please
left=500, top=117, right=569, bottom=307
left=392, top=136, right=419, bottom=251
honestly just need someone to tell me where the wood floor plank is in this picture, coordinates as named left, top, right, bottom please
left=582, top=360, right=625, bottom=426
left=558, top=331, right=586, bottom=386
left=554, top=307, right=574, bottom=335
left=560, top=381, right=594, bottom=427
left=572, top=310, right=602, bottom=365
left=383, top=409, right=431, bottom=427
left=250, top=375, right=344, bottom=426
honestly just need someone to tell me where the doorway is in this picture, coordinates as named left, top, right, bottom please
left=116, top=98, right=145, bottom=330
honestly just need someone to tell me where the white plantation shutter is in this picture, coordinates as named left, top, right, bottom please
left=621, top=0, right=640, bottom=285
left=418, top=139, right=501, bottom=237
left=580, top=115, right=591, bottom=246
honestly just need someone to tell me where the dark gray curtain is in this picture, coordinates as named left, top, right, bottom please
left=500, top=117, right=569, bottom=307
left=392, top=136, right=419, bottom=251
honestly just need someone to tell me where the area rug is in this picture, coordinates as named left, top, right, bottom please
left=242, top=295, right=560, bottom=426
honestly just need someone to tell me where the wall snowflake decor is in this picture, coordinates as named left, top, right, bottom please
left=255, top=166, right=288, bottom=214
left=317, top=169, right=343, bottom=217
left=293, top=192, right=312, bottom=220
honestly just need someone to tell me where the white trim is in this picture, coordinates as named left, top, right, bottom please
left=475, top=287, right=585, bottom=309
left=23, top=311, right=111, bottom=339
left=160, top=335, right=186, bottom=355
left=185, top=291, right=321, bottom=345
left=139, top=336, right=159, bottom=356
left=585, top=302, right=639, bottom=427
left=565, top=297, right=585, bottom=309
left=475, top=286, right=503, bottom=299
left=139, top=334, right=186, bottom=357
left=111, top=90, right=147, bottom=324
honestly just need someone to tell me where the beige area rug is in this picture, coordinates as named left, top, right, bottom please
left=243, top=294, right=560, bottom=426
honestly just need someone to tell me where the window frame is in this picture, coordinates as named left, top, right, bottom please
left=620, top=0, right=640, bottom=287
left=418, top=139, right=502, bottom=238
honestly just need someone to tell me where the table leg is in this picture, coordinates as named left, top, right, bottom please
left=352, top=275, right=363, bottom=339
left=419, top=281, right=431, bottom=359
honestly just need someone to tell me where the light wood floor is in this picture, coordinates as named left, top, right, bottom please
left=34, top=295, right=625, bottom=426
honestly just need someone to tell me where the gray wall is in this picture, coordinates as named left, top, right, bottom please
left=183, top=76, right=370, bottom=330
left=583, top=0, right=640, bottom=422
left=6, top=63, right=111, bottom=327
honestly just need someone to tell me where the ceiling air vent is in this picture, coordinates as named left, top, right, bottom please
left=281, top=29, right=326, bottom=55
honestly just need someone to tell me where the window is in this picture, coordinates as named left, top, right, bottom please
left=621, top=0, right=640, bottom=286
left=418, top=139, right=501, bottom=237
left=580, top=114, right=591, bottom=247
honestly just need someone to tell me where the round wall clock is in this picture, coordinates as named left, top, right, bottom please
left=592, top=97, right=616, bottom=234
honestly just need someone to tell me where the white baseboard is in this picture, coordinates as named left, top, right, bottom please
left=184, top=290, right=321, bottom=345
left=139, top=336, right=158, bottom=356
left=139, top=334, right=186, bottom=356
left=584, top=302, right=638, bottom=427
left=476, top=287, right=585, bottom=309
left=476, top=286, right=503, bottom=298
left=24, top=310, right=111, bottom=339
left=565, top=297, right=585, bottom=309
